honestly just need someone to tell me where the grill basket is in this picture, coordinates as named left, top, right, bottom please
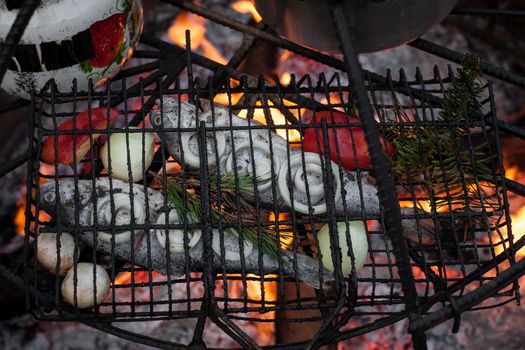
left=24, top=62, right=517, bottom=347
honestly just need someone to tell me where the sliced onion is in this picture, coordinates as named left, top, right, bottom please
left=212, top=230, right=253, bottom=261
left=278, top=152, right=342, bottom=214
left=91, top=193, right=146, bottom=244
left=317, top=221, right=368, bottom=275
left=155, top=210, right=202, bottom=253
left=180, top=128, right=226, bottom=167
left=225, top=139, right=279, bottom=191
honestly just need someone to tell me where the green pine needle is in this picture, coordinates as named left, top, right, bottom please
left=150, top=171, right=288, bottom=259
left=383, top=53, right=499, bottom=231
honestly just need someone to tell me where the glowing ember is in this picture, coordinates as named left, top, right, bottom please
left=230, top=1, right=262, bottom=22
left=13, top=180, right=51, bottom=238
left=168, top=12, right=228, bottom=65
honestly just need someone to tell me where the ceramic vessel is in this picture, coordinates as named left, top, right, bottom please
left=0, top=0, right=143, bottom=99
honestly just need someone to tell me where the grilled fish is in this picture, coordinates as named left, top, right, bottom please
left=150, top=98, right=381, bottom=216
left=39, top=178, right=335, bottom=288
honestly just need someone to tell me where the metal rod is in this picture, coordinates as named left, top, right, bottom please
left=409, top=38, right=525, bottom=89
left=410, top=255, right=525, bottom=332
left=0, top=150, right=29, bottom=177
left=0, top=98, right=30, bottom=113
left=451, top=8, right=525, bottom=17
left=162, top=0, right=443, bottom=105
left=331, top=2, right=428, bottom=349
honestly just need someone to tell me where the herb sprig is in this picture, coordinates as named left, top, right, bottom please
left=383, top=53, right=500, bottom=234
left=150, top=171, right=289, bottom=259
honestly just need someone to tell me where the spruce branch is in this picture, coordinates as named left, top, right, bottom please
left=150, top=171, right=289, bottom=259
left=383, top=53, right=500, bottom=230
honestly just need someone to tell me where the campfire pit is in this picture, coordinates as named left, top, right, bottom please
left=1, top=1, right=525, bottom=349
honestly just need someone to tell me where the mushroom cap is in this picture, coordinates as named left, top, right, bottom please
left=61, top=263, right=111, bottom=309
left=36, top=232, right=77, bottom=275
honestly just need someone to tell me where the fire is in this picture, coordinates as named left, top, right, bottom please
left=506, top=166, right=519, bottom=182
left=114, top=271, right=133, bottom=286
left=268, top=212, right=294, bottom=248
left=14, top=202, right=52, bottom=238
left=399, top=199, right=448, bottom=213
left=225, top=274, right=276, bottom=345
left=495, top=205, right=525, bottom=258
left=213, top=92, right=243, bottom=106
left=14, top=176, right=52, bottom=237
left=168, top=12, right=228, bottom=65
left=113, top=269, right=158, bottom=286
left=246, top=274, right=278, bottom=303
left=230, top=1, right=262, bottom=22
left=164, top=156, right=181, bottom=174
left=489, top=160, right=525, bottom=258
left=237, top=100, right=301, bottom=142
left=280, top=72, right=292, bottom=86
left=14, top=206, right=25, bottom=236
left=320, top=95, right=345, bottom=112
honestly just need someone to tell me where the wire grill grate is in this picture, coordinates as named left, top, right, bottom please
left=24, top=65, right=516, bottom=337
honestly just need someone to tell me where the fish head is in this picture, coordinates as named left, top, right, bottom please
left=150, top=98, right=199, bottom=131
left=39, top=179, right=94, bottom=224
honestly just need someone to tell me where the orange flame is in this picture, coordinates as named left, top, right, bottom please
left=280, top=72, right=292, bottom=86
left=14, top=206, right=25, bottom=237
left=230, top=1, right=262, bottom=22
left=114, top=271, right=133, bottom=286
left=213, top=92, right=243, bottom=106
left=237, top=100, right=301, bottom=142
left=113, top=270, right=163, bottom=286
left=495, top=205, right=525, bottom=258
left=168, top=12, right=228, bottom=65
left=268, top=212, right=294, bottom=249
left=490, top=161, right=525, bottom=258
left=226, top=274, right=276, bottom=345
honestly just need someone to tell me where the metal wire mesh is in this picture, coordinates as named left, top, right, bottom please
left=24, top=63, right=516, bottom=343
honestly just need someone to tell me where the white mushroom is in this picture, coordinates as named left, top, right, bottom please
left=90, top=192, right=146, bottom=244
left=61, top=263, right=110, bottom=309
left=101, top=128, right=155, bottom=183
left=154, top=210, right=202, bottom=253
left=225, top=139, right=280, bottom=191
left=179, top=127, right=226, bottom=167
left=36, top=232, right=78, bottom=275
left=278, top=152, right=342, bottom=214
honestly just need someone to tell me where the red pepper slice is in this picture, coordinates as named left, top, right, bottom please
left=41, top=107, right=120, bottom=166
left=302, top=110, right=392, bottom=169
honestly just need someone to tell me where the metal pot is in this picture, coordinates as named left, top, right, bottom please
left=253, top=0, right=458, bottom=53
